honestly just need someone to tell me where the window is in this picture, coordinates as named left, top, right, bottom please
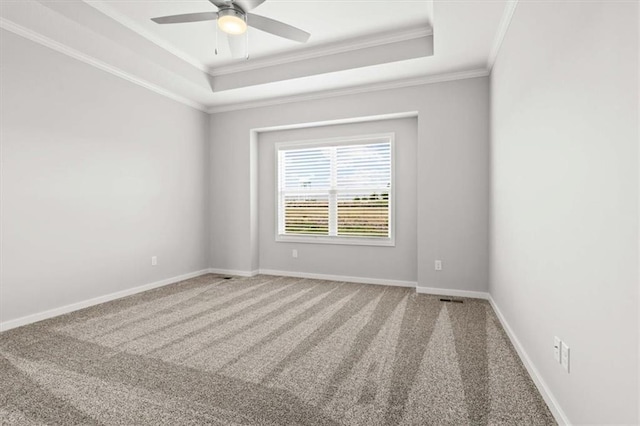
left=276, top=134, right=394, bottom=246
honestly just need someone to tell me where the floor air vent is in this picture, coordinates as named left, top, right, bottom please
left=439, top=298, right=463, bottom=303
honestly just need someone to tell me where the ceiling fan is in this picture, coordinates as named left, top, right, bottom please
left=150, top=0, right=310, bottom=58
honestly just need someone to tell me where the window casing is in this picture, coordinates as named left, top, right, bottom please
left=276, top=134, right=394, bottom=246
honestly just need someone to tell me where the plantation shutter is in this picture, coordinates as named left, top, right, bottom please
left=335, top=142, right=391, bottom=237
left=278, top=147, right=331, bottom=235
left=277, top=138, right=392, bottom=240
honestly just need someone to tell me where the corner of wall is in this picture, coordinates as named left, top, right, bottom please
left=206, top=112, right=214, bottom=270
left=637, top=3, right=640, bottom=421
left=249, top=129, right=260, bottom=272
left=207, top=112, right=215, bottom=270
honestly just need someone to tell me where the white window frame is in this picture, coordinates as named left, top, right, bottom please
left=275, top=133, right=395, bottom=247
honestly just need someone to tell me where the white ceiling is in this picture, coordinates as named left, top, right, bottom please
left=0, top=0, right=510, bottom=112
left=89, top=0, right=434, bottom=68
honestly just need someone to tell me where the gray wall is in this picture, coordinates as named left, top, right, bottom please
left=490, top=2, right=639, bottom=423
left=0, top=31, right=210, bottom=324
left=210, top=77, right=490, bottom=292
left=258, top=118, right=417, bottom=282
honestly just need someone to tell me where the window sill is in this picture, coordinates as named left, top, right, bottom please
left=276, top=235, right=395, bottom=247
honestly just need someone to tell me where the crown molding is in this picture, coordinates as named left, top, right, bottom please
left=0, top=17, right=208, bottom=112
left=209, top=25, right=433, bottom=76
left=82, top=0, right=433, bottom=77
left=487, top=0, right=519, bottom=70
left=207, top=68, right=490, bottom=114
left=82, top=0, right=432, bottom=81
left=83, top=0, right=211, bottom=74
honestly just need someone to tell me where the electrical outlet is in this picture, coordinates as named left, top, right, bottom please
left=561, top=342, right=570, bottom=373
left=553, top=337, right=561, bottom=363
left=292, top=249, right=298, bottom=258
left=151, top=256, right=157, bottom=266
left=435, top=260, right=442, bottom=271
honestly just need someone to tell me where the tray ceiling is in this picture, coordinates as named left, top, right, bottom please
left=89, top=0, right=433, bottom=69
left=0, top=0, right=511, bottom=112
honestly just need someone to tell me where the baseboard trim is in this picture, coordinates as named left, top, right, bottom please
left=208, top=268, right=259, bottom=277
left=416, top=286, right=489, bottom=300
left=258, top=269, right=416, bottom=288
left=488, top=296, right=570, bottom=425
left=0, top=265, right=570, bottom=424
left=0, top=269, right=211, bottom=332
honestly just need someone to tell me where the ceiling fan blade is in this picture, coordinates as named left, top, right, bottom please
left=233, top=0, right=266, bottom=12
left=208, top=0, right=232, bottom=8
left=151, top=12, right=218, bottom=24
left=247, top=13, right=310, bottom=43
left=227, top=34, right=246, bottom=58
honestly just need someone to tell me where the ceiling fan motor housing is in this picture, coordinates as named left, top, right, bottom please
left=219, top=7, right=246, bottom=20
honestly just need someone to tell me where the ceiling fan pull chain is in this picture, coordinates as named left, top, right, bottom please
left=245, top=15, right=250, bottom=60
left=215, top=23, right=219, bottom=55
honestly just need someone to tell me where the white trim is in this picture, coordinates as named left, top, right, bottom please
left=416, top=286, right=489, bottom=300
left=254, top=111, right=418, bottom=133
left=488, top=296, right=571, bottom=425
left=83, top=0, right=211, bottom=74
left=207, top=69, right=490, bottom=113
left=258, top=269, right=416, bottom=288
left=210, top=26, right=433, bottom=76
left=275, top=235, right=395, bottom=247
left=0, top=15, right=484, bottom=115
left=273, top=132, right=395, bottom=149
left=275, top=133, right=395, bottom=247
left=73, top=3, right=430, bottom=78
left=0, top=269, right=211, bottom=332
left=487, top=0, right=519, bottom=70
left=0, top=18, right=208, bottom=113
left=208, top=268, right=259, bottom=277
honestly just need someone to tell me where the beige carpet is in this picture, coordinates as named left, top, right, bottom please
left=0, top=274, right=555, bottom=425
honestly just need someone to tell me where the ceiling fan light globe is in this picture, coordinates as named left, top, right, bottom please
left=218, top=9, right=247, bottom=35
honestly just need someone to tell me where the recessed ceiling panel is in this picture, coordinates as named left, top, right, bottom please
left=88, top=0, right=432, bottom=68
left=1, top=0, right=510, bottom=110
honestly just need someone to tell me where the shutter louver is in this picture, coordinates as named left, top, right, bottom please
left=277, top=137, right=392, bottom=242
